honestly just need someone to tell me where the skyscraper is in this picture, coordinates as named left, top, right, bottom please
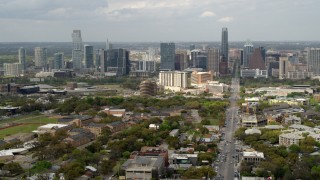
left=248, top=47, right=266, bottom=70
left=160, top=43, right=175, bottom=70
left=243, top=41, right=254, bottom=67
left=72, top=30, right=83, bottom=70
left=221, top=27, right=229, bottom=61
left=18, top=47, right=26, bottom=72
left=84, top=45, right=94, bottom=68
left=34, top=47, right=47, bottom=68
left=105, top=48, right=130, bottom=76
left=307, top=48, right=320, bottom=75
left=175, top=50, right=188, bottom=70
left=207, top=48, right=220, bottom=74
left=4, top=63, right=22, bottom=76
left=53, top=52, right=64, bottom=69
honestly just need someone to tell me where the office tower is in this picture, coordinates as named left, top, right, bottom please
left=4, top=63, right=22, bottom=76
left=160, top=43, right=175, bottom=70
left=53, top=52, right=64, bottom=69
left=18, top=47, right=26, bottom=71
left=243, top=41, right=254, bottom=67
left=207, top=48, right=220, bottom=74
left=240, top=49, right=244, bottom=66
left=95, top=50, right=101, bottom=69
left=72, top=30, right=83, bottom=70
left=195, top=54, right=207, bottom=69
left=105, top=48, right=130, bottom=76
left=175, top=50, right=188, bottom=70
left=248, top=47, right=266, bottom=70
left=221, top=27, right=229, bottom=61
left=190, top=44, right=196, bottom=51
left=34, top=47, right=47, bottom=68
left=84, top=45, right=94, bottom=68
left=307, top=48, right=320, bottom=75
left=279, top=57, right=289, bottom=79
left=191, top=50, right=201, bottom=67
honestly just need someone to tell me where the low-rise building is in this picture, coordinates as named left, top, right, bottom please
left=241, top=114, right=267, bottom=127
left=279, top=132, right=304, bottom=146
left=245, top=128, right=261, bottom=135
left=242, top=149, right=264, bottom=164
left=121, top=156, right=165, bottom=180
left=83, top=123, right=108, bottom=136
left=33, top=124, right=71, bottom=135
left=169, top=129, right=179, bottom=137
left=103, top=108, right=126, bottom=117
left=106, top=121, right=126, bottom=132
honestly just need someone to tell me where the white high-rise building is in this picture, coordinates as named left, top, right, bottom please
left=72, top=30, right=83, bottom=70
left=307, top=48, right=320, bottom=75
left=159, top=71, right=190, bottom=88
left=4, top=63, right=22, bottom=76
left=34, top=47, right=47, bottom=68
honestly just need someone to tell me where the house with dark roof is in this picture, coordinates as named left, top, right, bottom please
left=83, top=123, right=108, bottom=136
left=106, top=121, right=127, bottom=132
left=64, top=128, right=95, bottom=147
left=58, top=115, right=93, bottom=127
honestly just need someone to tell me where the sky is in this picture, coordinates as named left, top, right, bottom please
left=0, top=0, right=319, bottom=42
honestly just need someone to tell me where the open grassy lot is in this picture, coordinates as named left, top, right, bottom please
left=0, top=114, right=57, bottom=125
left=0, top=124, right=40, bottom=139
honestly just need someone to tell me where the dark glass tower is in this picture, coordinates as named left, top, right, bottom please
left=160, top=43, right=175, bottom=70
left=221, top=27, right=229, bottom=61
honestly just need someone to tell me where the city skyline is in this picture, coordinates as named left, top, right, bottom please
left=0, top=0, right=320, bottom=42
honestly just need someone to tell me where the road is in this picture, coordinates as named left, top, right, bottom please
left=215, top=68, right=240, bottom=179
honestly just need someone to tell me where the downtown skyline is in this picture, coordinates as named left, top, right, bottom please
left=0, top=0, right=320, bottom=42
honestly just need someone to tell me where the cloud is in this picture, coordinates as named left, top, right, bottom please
left=218, top=16, right=234, bottom=22
left=200, top=11, right=216, bottom=18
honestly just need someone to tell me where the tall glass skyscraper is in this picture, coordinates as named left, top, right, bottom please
left=243, top=41, right=254, bottom=67
left=84, top=45, right=94, bottom=68
left=53, top=52, right=64, bottom=69
left=221, top=27, right=229, bottom=61
left=18, top=47, right=26, bottom=72
left=160, top=43, right=175, bottom=70
left=72, top=30, right=83, bottom=70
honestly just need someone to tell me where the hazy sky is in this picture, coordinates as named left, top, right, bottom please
left=0, top=0, right=319, bottom=42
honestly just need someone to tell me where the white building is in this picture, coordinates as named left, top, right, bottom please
left=307, top=48, right=320, bottom=75
left=242, top=149, right=264, bottom=164
left=72, top=30, right=83, bottom=70
left=240, top=69, right=268, bottom=78
left=3, top=63, right=22, bottom=76
left=34, top=47, right=47, bottom=68
left=159, top=71, right=190, bottom=89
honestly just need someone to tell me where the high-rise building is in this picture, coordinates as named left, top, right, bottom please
left=243, top=41, right=254, bottom=67
left=34, top=47, right=47, bottom=68
left=53, top=52, right=64, bottom=69
left=105, top=48, right=130, bottom=76
left=307, top=48, right=320, bottom=75
left=221, top=27, right=229, bottom=61
left=18, top=47, right=26, bottom=72
left=84, top=45, right=94, bottom=68
left=95, top=49, right=101, bottom=69
left=72, top=30, right=83, bottom=70
left=3, top=63, right=22, bottom=76
left=190, top=44, right=196, bottom=51
left=159, top=71, right=190, bottom=88
left=160, top=43, right=175, bottom=70
left=207, top=48, right=220, bottom=74
left=175, top=50, right=188, bottom=70
left=248, top=47, right=266, bottom=70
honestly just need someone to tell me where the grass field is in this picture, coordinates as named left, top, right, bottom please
left=0, top=124, right=40, bottom=139
left=0, top=115, right=58, bottom=139
left=0, top=114, right=57, bottom=124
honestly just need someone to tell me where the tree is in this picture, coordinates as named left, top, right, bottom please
left=3, top=162, right=24, bottom=175
left=182, top=166, right=215, bottom=179
left=100, top=160, right=113, bottom=175
left=30, top=161, right=52, bottom=174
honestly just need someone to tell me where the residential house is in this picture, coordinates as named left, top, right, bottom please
left=83, top=122, right=108, bottom=136
left=106, top=121, right=126, bottom=132
left=64, top=128, right=95, bottom=147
